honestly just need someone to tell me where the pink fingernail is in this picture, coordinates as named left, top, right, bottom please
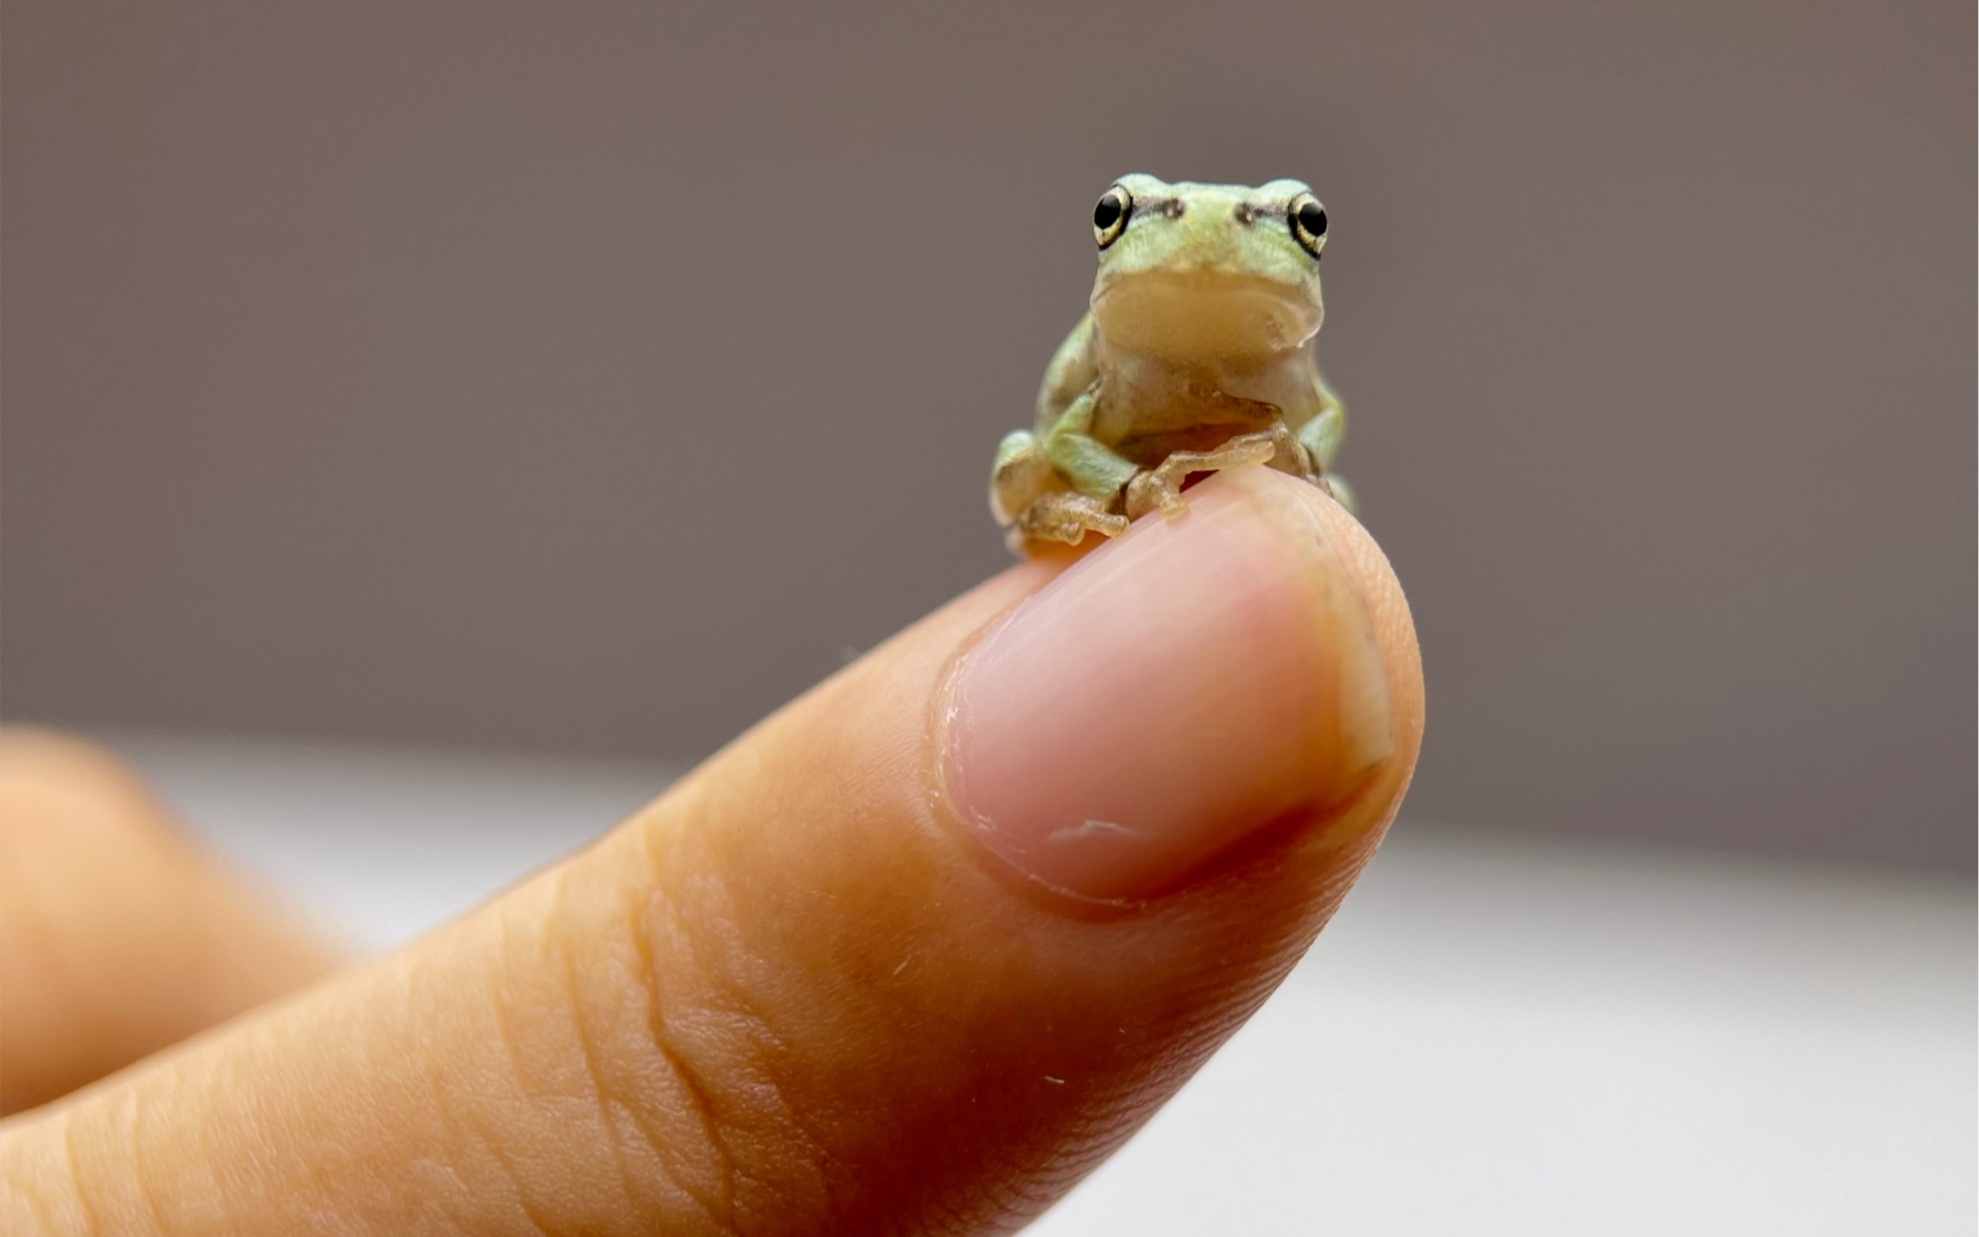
left=942, top=469, right=1393, bottom=903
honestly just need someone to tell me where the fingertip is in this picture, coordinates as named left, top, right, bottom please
left=943, top=466, right=1423, bottom=903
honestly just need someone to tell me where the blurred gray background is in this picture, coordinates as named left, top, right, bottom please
left=4, top=0, right=1972, bottom=872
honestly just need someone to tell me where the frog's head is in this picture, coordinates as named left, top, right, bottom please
left=1088, top=174, right=1326, bottom=358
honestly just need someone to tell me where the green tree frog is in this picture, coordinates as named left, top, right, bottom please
left=990, top=175, right=1353, bottom=553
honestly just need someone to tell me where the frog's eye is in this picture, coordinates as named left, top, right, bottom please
left=1289, top=192, right=1328, bottom=258
left=1093, top=186, right=1132, bottom=249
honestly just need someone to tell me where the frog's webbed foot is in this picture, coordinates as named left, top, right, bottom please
left=1008, top=492, right=1130, bottom=553
left=1123, top=429, right=1286, bottom=521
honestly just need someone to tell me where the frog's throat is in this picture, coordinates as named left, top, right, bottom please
left=1091, top=271, right=1321, bottom=360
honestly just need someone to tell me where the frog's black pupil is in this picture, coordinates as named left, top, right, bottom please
left=1094, top=194, right=1123, bottom=231
left=1298, top=201, right=1327, bottom=237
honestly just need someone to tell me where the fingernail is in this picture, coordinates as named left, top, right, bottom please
left=942, top=469, right=1394, bottom=902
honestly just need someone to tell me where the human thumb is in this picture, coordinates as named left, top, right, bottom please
left=1, top=466, right=1423, bottom=1236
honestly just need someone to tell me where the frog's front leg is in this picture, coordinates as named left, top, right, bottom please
left=1010, top=492, right=1129, bottom=552
left=1122, top=431, right=1283, bottom=520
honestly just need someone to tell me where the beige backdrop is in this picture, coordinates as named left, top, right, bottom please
left=4, top=1, right=1972, bottom=870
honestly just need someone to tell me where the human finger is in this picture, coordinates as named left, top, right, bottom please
left=1, top=466, right=1422, bottom=1236
left=0, top=728, right=340, bottom=1114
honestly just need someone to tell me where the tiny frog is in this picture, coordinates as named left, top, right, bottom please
left=990, top=174, right=1353, bottom=553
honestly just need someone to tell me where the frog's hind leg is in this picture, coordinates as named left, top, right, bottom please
left=990, top=429, right=1054, bottom=527
left=1293, top=380, right=1355, bottom=513
left=1295, top=410, right=1350, bottom=512
left=995, top=428, right=1129, bottom=552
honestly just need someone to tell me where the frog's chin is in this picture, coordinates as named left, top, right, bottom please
left=1092, top=272, right=1321, bottom=358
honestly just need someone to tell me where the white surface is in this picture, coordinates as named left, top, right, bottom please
left=120, top=735, right=1976, bottom=1235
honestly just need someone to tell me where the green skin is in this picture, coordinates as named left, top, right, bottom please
left=990, top=174, right=1351, bottom=552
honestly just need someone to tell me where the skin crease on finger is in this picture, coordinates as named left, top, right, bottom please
left=0, top=469, right=1423, bottom=1237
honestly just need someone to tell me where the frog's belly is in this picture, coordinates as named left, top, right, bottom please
left=1113, top=422, right=1274, bottom=467
left=1102, top=390, right=1284, bottom=469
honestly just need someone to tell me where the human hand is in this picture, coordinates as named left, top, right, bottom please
left=0, top=467, right=1422, bottom=1235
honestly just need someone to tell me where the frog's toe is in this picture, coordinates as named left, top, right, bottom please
left=1125, top=471, right=1185, bottom=521
left=1196, top=431, right=1281, bottom=472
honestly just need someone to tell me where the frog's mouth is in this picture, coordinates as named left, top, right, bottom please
left=1092, top=271, right=1321, bottom=358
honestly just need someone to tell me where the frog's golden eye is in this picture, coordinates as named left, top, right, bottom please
left=1093, top=186, right=1132, bottom=249
left=1289, top=192, right=1328, bottom=258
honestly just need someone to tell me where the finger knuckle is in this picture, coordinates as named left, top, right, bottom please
left=617, top=817, right=835, bottom=1232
